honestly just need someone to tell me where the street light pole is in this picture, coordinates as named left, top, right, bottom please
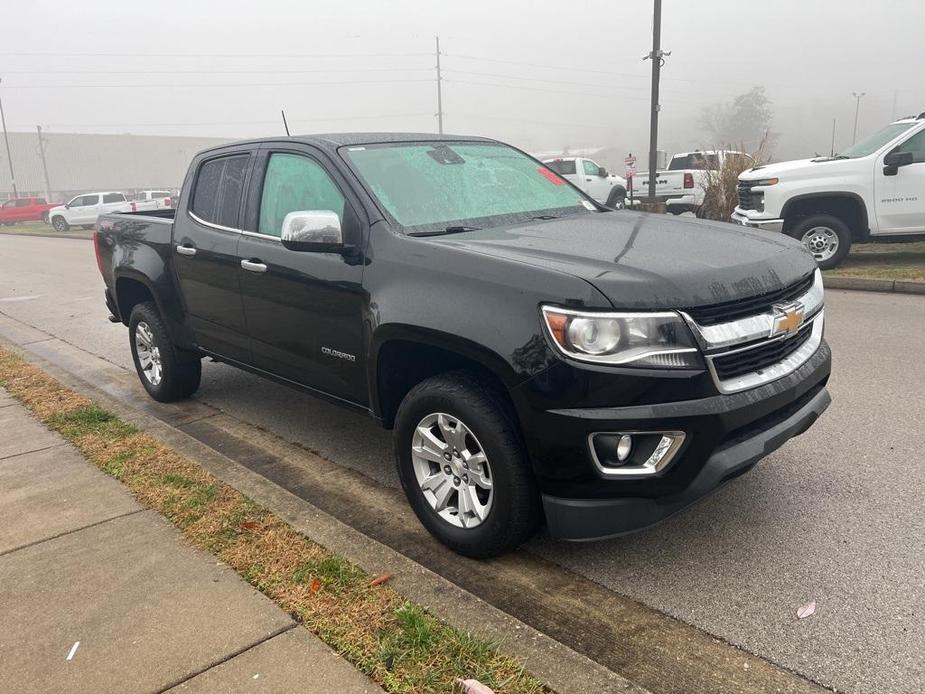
left=645, top=0, right=668, bottom=201
left=851, top=91, right=865, bottom=144
left=435, top=35, right=444, bottom=134
left=0, top=77, right=18, bottom=198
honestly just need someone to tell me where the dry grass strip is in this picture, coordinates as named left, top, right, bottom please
left=0, top=348, right=544, bottom=694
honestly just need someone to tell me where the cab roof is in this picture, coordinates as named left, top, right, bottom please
left=197, top=132, right=495, bottom=156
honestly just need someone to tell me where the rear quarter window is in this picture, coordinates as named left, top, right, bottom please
left=544, top=160, right=577, bottom=175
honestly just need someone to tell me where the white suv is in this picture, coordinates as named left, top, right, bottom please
left=733, top=115, right=925, bottom=269
left=48, top=192, right=132, bottom=232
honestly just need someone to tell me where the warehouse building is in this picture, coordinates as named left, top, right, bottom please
left=0, top=131, right=229, bottom=202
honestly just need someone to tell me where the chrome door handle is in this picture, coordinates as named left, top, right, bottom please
left=241, top=259, right=268, bottom=273
left=176, top=244, right=196, bottom=256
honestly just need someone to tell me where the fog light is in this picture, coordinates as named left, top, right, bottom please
left=589, top=431, right=687, bottom=476
left=616, top=434, right=633, bottom=461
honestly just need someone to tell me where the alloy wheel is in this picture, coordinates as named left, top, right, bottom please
left=410, top=412, right=493, bottom=528
left=134, top=321, right=163, bottom=385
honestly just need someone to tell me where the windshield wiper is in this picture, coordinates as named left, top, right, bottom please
left=531, top=214, right=559, bottom=220
left=408, top=225, right=481, bottom=237
left=832, top=154, right=852, bottom=159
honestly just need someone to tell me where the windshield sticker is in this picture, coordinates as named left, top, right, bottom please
left=537, top=167, right=565, bottom=185
left=427, top=145, right=466, bottom=165
left=580, top=199, right=596, bottom=210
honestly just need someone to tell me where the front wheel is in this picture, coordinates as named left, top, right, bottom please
left=51, top=216, right=69, bottom=232
left=394, top=372, right=542, bottom=558
left=788, top=215, right=852, bottom=270
left=606, top=188, right=626, bottom=210
left=128, top=302, right=201, bottom=402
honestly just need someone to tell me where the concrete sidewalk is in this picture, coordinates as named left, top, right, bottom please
left=0, top=389, right=382, bottom=693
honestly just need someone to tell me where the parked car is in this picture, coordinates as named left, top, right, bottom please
left=130, top=190, right=174, bottom=213
left=543, top=156, right=627, bottom=208
left=95, top=134, right=831, bottom=557
left=48, top=192, right=132, bottom=231
left=634, top=150, right=751, bottom=215
left=733, top=114, right=925, bottom=269
left=0, top=196, right=61, bottom=225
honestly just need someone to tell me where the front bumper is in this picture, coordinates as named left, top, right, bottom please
left=515, top=339, right=831, bottom=541
left=731, top=210, right=784, bottom=233
left=543, top=383, right=829, bottom=540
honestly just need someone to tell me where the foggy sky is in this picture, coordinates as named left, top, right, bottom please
left=2, top=0, right=924, bottom=162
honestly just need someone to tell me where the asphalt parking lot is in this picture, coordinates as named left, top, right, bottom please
left=1, top=234, right=923, bottom=693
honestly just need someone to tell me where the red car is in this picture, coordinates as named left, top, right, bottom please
left=0, top=197, right=61, bottom=225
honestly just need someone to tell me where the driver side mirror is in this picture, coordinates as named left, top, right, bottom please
left=883, top=150, right=913, bottom=176
left=280, top=210, right=344, bottom=252
left=598, top=166, right=609, bottom=177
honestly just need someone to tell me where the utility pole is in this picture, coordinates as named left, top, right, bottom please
left=36, top=126, right=51, bottom=201
left=435, top=35, right=444, bottom=134
left=830, top=119, right=836, bottom=157
left=644, top=0, right=668, bottom=201
left=851, top=91, right=865, bottom=144
left=0, top=78, right=17, bottom=198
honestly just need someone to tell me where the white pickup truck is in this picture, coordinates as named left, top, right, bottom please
left=542, top=156, right=628, bottom=208
left=635, top=150, right=750, bottom=215
left=733, top=115, right=925, bottom=269
left=130, top=190, right=174, bottom=212
left=48, top=192, right=133, bottom=232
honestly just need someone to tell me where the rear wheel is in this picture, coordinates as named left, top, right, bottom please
left=41, top=212, right=50, bottom=224
left=394, top=372, right=542, bottom=558
left=788, top=214, right=852, bottom=270
left=128, top=302, right=201, bottom=402
left=51, top=216, right=69, bottom=232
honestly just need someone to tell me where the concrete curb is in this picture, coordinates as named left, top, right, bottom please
left=823, top=275, right=925, bottom=294
left=0, top=337, right=647, bottom=694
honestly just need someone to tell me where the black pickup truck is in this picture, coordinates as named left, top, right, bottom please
left=94, top=133, right=831, bottom=557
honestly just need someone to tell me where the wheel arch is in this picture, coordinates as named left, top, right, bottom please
left=370, top=325, right=520, bottom=429
left=781, top=192, right=870, bottom=241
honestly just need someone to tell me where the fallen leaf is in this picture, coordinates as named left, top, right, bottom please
left=240, top=521, right=259, bottom=530
left=369, top=573, right=393, bottom=587
left=797, top=600, right=816, bottom=619
left=456, top=678, right=495, bottom=694
left=309, top=578, right=321, bottom=593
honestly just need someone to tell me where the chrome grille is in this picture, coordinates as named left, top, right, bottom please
left=683, top=270, right=825, bottom=394
left=687, top=273, right=815, bottom=326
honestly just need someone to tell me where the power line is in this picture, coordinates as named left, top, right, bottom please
left=3, top=79, right=433, bottom=90
left=0, top=50, right=431, bottom=58
left=1, top=67, right=433, bottom=75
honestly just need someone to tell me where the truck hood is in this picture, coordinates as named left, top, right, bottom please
left=437, top=212, right=816, bottom=310
left=740, top=156, right=859, bottom=181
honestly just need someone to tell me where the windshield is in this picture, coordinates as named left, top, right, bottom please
left=343, top=141, right=594, bottom=233
left=838, top=123, right=917, bottom=158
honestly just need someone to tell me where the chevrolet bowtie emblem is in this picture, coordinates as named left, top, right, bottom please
left=770, top=302, right=804, bottom=337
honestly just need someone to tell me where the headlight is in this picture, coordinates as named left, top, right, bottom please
left=541, top=306, right=702, bottom=368
left=752, top=177, right=779, bottom=186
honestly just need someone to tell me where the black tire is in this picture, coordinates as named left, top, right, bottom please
left=128, top=302, right=201, bottom=402
left=787, top=214, right=852, bottom=270
left=394, top=371, right=542, bottom=558
left=51, top=216, right=69, bottom=232
left=42, top=213, right=50, bottom=224
left=606, top=187, right=626, bottom=210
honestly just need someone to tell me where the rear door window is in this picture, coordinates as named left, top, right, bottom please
left=103, top=193, right=125, bottom=203
left=191, top=154, right=250, bottom=228
left=15, top=198, right=31, bottom=207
